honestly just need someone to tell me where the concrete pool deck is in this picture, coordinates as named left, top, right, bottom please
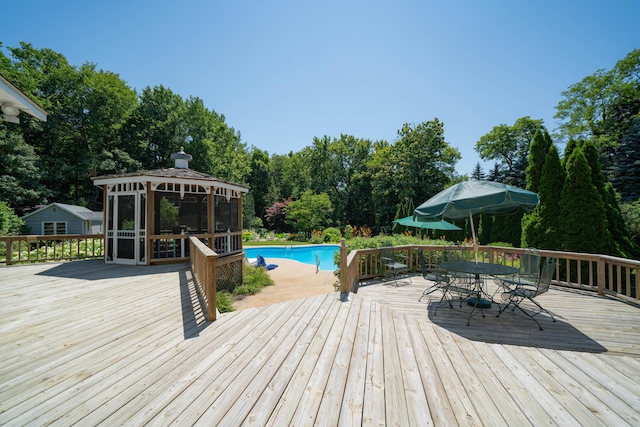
left=233, top=259, right=338, bottom=310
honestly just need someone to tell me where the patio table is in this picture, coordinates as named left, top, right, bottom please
left=441, top=260, right=517, bottom=325
left=441, top=260, right=518, bottom=280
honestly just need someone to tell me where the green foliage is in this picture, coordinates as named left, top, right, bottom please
left=559, top=148, right=611, bottom=254
left=471, top=162, right=486, bottom=180
left=0, top=201, right=26, bottom=235
left=322, top=227, right=342, bottom=243
left=343, top=224, right=354, bottom=239
left=525, top=129, right=552, bottom=194
left=158, top=197, right=179, bottom=231
left=0, top=129, right=44, bottom=208
left=1, top=237, right=104, bottom=263
left=523, top=144, right=565, bottom=250
left=555, top=49, right=640, bottom=198
left=234, top=265, right=274, bottom=295
left=611, top=117, right=640, bottom=199
left=247, top=148, right=273, bottom=221
left=620, top=199, right=640, bottom=249
left=522, top=129, right=554, bottom=249
left=285, top=190, right=333, bottom=233
left=286, top=232, right=309, bottom=242
left=489, top=213, right=523, bottom=248
left=475, top=116, right=545, bottom=188
left=216, top=291, right=235, bottom=313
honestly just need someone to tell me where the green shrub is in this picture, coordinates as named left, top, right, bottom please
left=488, top=242, right=514, bottom=248
left=242, top=230, right=254, bottom=241
left=309, top=235, right=324, bottom=244
left=216, top=291, right=235, bottom=313
left=322, top=227, right=342, bottom=243
left=286, top=232, right=308, bottom=242
left=343, top=224, right=354, bottom=239
left=235, top=264, right=274, bottom=295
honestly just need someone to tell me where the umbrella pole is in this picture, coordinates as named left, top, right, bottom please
left=469, top=211, right=478, bottom=264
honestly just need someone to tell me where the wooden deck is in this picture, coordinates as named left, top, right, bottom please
left=1, top=260, right=640, bottom=426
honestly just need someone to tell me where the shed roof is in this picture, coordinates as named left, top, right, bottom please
left=21, top=203, right=103, bottom=221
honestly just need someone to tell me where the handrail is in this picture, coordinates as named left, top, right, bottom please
left=148, top=231, right=243, bottom=263
left=188, top=235, right=217, bottom=321
left=1, top=234, right=104, bottom=265
left=340, top=244, right=640, bottom=305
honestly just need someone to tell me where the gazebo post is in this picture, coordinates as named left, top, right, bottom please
left=208, top=189, right=215, bottom=251
left=146, top=182, right=153, bottom=265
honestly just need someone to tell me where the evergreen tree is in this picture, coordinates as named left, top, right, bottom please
left=581, top=140, right=619, bottom=254
left=525, top=129, right=552, bottom=194
left=562, top=139, right=579, bottom=167
left=529, top=144, right=564, bottom=250
left=489, top=213, right=523, bottom=246
left=487, top=163, right=502, bottom=182
left=603, top=184, right=640, bottom=257
left=392, top=201, right=407, bottom=234
left=521, top=129, right=552, bottom=248
left=471, top=162, right=486, bottom=180
left=559, top=149, right=610, bottom=254
left=611, top=117, right=640, bottom=200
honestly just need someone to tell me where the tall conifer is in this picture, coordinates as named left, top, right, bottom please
left=560, top=149, right=609, bottom=254
left=521, top=129, right=552, bottom=248
left=537, top=144, right=565, bottom=250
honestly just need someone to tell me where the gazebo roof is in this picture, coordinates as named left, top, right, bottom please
left=92, top=167, right=249, bottom=193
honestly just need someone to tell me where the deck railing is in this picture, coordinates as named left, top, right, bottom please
left=149, top=231, right=243, bottom=263
left=1, top=234, right=104, bottom=265
left=1, top=231, right=243, bottom=266
left=189, top=235, right=217, bottom=321
left=339, top=242, right=640, bottom=304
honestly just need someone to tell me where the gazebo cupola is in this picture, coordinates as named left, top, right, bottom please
left=92, top=148, right=249, bottom=267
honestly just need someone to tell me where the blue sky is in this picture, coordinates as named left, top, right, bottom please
left=2, top=0, right=639, bottom=175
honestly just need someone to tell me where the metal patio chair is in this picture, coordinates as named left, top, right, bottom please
left=497, top=256, right=557, bottom=330
left=380, top=246, right=410, bottom=285
left=494, top=247, right=542, bottom=298
left=417, top=247, right=450, bottom=301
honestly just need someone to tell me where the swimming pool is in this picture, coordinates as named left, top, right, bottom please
left=244, top=245, right=339, bottom=271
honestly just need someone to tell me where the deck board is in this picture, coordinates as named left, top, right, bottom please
left=2, top=261, right=640, bottom=426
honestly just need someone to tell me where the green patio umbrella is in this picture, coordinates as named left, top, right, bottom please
left=393, top=216, right=462, bottom=231
left=413, top=180, right=539, bottom=261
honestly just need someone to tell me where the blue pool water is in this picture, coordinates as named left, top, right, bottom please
left=245, top=245, right=339, bottom=271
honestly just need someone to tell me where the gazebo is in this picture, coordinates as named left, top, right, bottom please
left=92, top=149, right=248, bottom=276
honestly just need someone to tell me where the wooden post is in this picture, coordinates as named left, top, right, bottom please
left=208, top=191, right=215, bottom=251
left=207, top=253, right=217, bottom=321
left=102, top=184, right=107, bottom=263
left=340, top=238, right=349, bottom=301
left=597, top=256, right=606, bottom=296
left=146, top=182, right=153, bottom=265
left=5, top=237, right=12, bottom=266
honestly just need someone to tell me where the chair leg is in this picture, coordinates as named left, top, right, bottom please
left=418, top=283, right=440, bottom=301
left=528, top=298, right=557, bottom=323
left=433, top=291, right=453, bottom=315
left=512, top=303, right=544, bottom=330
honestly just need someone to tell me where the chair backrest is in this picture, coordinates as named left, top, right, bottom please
left=520, top=248, right=542, bottom=279
left=380, top=247, right=395, bottom=264
left=257, top=254, right=266, bottom=268
left=418, top=247, right=448, bottom=283
left=535, top=256, right=557, bottom=296
left=417, top=248, right=428, bottom=274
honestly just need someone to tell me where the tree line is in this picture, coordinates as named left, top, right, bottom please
left=1, top=42, right=639, bottom=257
